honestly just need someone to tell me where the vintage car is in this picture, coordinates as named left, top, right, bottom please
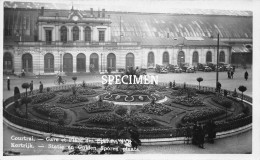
left=174, top=66, right=183, bottom=73
left=155, top=64, right=169, bottom=73
left=207, top=63, right=217, bottom=71
left=180, top=63, right=190, bottom=72
left=186, top=66, right=195, bottom=73
left=197, top=63, right=207, bottom=71
left=203, top=66, right=212, bottom=72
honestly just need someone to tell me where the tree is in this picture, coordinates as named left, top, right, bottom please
left=22, top=83, right=30, bottom=97
left=238, top=85, right=247, bottom=102
left=14, top=87, right=20, bottom=100
left=72, top=76, right=77, bottom=85
left=196, top=77, right=203, bottom=90
left=22, top=83, right=30, bottom=118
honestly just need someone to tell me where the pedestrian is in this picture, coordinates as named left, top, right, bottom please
left=39, top=81, right=43, bottom=93
left=198, top=124, right=205, bottom=149
left=185, top=123, right=192, bottom=144
left=30, top=80, right=33, bottom=94
left=227, top=71, right=230, bottom=79
left=217, top=82, right=222, bottom=93
left=244, top=71, right=248, bottom=81
left=194, top=66, right=196, bottom=73
left=231, top=70, right=234, bottom=79
left=192, top=122, right=199, bottom=145
left=7, top=77, right=10, bottom=91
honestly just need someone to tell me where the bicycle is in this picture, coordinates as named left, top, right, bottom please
left=54, top=78, right=67, bottom=85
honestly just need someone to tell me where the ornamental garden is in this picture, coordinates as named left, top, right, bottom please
left=4, top=73, right=252, bottom=140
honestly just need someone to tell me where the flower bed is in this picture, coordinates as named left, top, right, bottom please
left=141, top=103, right=172, bottom=116
left=33, top=103, right=64, bottom=119
left=211, top=96, right=233, bottom=108
left=171, top=96, right=205, bottom=107
left=77, top=88, right=96, bottom=95
left=31, top=92, right=56, bottom=104
left=87, top=113, right=122, bottom=125
left=57, top=94, right=88, bottom=104
left=84, top=101, right=114, bottom=113
left=182, top=107, right=225, bottom=122
left=130, top=114, right=156, bottom=126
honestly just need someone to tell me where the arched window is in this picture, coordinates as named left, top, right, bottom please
left=162, top=52, right=169, bottom=65
left=77, top=53, right=86, bottom=72
left=85, top=27, right=91, bottom=42
left=177, top=51, right=185, bottom=66
left=22, top=53, right=33, bottom=72
left=4, top=52, right=13, bottom=71
left=44, top=53, right=54, bottom=73
left=147, top=52, right=154, bottom=68
left=107, top=53, right=116, bottom=71
left=90, top=53, right=99, bottom=71
left=126, top=53, right=135, bottom=69
left=72, top=26, right=79, bottom=41
left=219, top=51, right=225, bottom=62
left=60, top=26, right=67, bottom=42
left=206, top=51, right=212, bottom=63
left=63, top=53, right=73, bottom=73
left=192, top=51, right=199, bottom=65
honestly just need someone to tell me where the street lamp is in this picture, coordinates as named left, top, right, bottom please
left=216, top=33, right=220, bottom=91
left=101, top=53, right=103, bottom=72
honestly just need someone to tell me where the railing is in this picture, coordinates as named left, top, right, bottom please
left=3, top=82, right=252, bottom=139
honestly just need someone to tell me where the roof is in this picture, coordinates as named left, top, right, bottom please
left=232, top=45, right=251, bottom=53
left=4, top=7, right=252, bottom=46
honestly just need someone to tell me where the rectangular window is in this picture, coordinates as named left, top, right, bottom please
left=99, top=30, right=105, bottom=42
left=45, top=30, right=52, bottom=44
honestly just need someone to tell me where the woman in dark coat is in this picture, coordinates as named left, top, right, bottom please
left=244, top=71, right=248, bottom=81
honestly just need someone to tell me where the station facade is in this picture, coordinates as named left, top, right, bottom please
left=4, top=7, right=251, bottom=75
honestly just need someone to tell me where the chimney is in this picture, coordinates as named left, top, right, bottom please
left=102, top=9, right=105, bottom=18
left=40, top=7, right=44, bottom=16
left=98, top=9, right=100, bottom=17
left=90, top=8, right=93, bottom=16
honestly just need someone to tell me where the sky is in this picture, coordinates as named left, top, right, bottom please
left=3, top=0, right=253, bottom=13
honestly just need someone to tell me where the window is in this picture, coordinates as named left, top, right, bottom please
left=192, top=51, right=199, bottom=64
left=99, top=30, right=105, bottom=42
left=148, top=52, right=154, bottom=67
left=60, top=26, right=67, bottom=42
left=45, top=30, right=52, bottom=44
left=206, top=51, right=212, bottom=63
left=72, top=26, right=79, bottom=41
left=85, top=27, right=91, bottom=42
left=44, top=53, right=54, bottom=73
left=162, top=52, right=169, bottom=65
left=219, top=51, right=225, bottom=62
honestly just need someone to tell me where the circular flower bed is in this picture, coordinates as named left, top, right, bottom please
left=57, top=94, right=88, bottom=104
left=141, top=103, right=172, bottom=116
left=31, top=92, right=56, bottom=104
left=182, top=107, right=225, bottom=122
left=33, top=103, right=64, bottom=119
left=171, top=96, right=205, bottom=107
left=84, top=101, right=114, bottom=113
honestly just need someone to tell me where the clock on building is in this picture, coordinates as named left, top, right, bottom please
left=72, top=15, right=79, bottom=21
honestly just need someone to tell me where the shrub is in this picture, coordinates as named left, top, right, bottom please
left=33, top=103, right=64, bottom=119
left=72, top=76, right=77, bottom=84
left=141, top=103, right=172, bottom=116
left=87, top=113, right=122, bottom=125
left=84, top=101, right=114, bottom=113
left=21, top=97, right=32, bottom=105
left=47, top=87, right=51, bottom=92
left=58, top=94, right=88, bottom=104
left=130, top=114, right=156, bottom=126
left=15, top=108, right=26, bottom=118
left=171, top=96, right=205, bottom=107
left=115, top=107, right=128, bottom=116
left=31, top=92, right=56, bottom=104
left=212, top=96, right=233, bottom=108
left=182, top=108, right=225, bottom=122
left=222, top=100, right=232, bottom=108
left=242, top=106, right=250, bottom=115
left=14, top=100, right=21, bottom=108
left=14, top=87, right=20, bottom=100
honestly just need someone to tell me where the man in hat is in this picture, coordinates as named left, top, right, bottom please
left=7, top=77, right=10, bottom=91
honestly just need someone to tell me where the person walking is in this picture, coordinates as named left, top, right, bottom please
left=231, top=70, right=234, bottom=79
left=30, top=80, right=34, bottom=94
left=39, top=81, right=43, bottom=93
left=217, top=82, right=222, bottom=93
left=198, top=124, right=205, bottom=149
left=227, top=71, right=230, bottom=79
left=244, top=71, right=248, bottom=81
left=7, top=77, right=10, bottom=91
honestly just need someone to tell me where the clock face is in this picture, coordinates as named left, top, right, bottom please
left=72, top=16, right=79, bottom=21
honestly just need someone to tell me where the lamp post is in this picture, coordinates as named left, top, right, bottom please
left=216, top=33, right=220, bottom=90
left=101, top=53, right=103, bottom=72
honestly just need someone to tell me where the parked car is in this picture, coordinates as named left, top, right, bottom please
left=197, top=63, right=207, bottom=71
left=174, top=66, right=183, bottom=73
left=180, top=63, right=190, bottom=72
left=224, top=64, right=233, bottom=71
left=186, top=67, right=195, bottom=73
left=207, top=63, right=217, bottom=71
left=203, top=66, right=212, bottom=72
left=155, top=64, right=169, bottom=73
